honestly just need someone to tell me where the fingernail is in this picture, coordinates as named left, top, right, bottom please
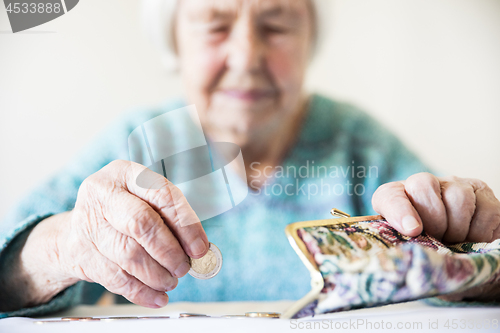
left=402, top=215, right=420, bottom=231
left=154, top=293, right=169, bottom=307
left=174, top=260, right=190, bottom=278
left=191, top=237, right=207, bottom=256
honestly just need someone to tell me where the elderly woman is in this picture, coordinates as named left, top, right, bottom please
left=1, top=0, right=499, bottom=317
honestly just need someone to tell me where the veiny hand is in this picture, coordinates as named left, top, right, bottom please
left=372, top=172, right=500, bottom=243
left=58, top=160, right=209, bottom=308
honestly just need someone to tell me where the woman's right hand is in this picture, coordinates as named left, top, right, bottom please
left=12, top=160, right=209, bottom=310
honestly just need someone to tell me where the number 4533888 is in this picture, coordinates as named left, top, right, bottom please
left=444, top=318, right=498, bottom=330
left=6, top=2, right=62, bottom=14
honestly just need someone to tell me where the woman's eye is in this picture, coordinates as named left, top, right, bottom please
left=209, top=26, right=230, bottom=34
left=262, top=25, right=288, bottom=35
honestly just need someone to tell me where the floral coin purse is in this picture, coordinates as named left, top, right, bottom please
left=282, top=209, right=500, bottom=319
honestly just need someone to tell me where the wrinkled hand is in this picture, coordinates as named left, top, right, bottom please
left=59, top=160, right=208, bottom=308
left=372, top=172, right=500, bottom=243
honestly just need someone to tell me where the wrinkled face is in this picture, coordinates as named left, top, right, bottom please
left=175, top=0, right=313, bottom=146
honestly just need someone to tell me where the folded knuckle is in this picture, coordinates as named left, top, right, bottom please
left=121, top=237, right=143, bottom=262
left=125, top=210, right=158, bottom=240
left=377, top=182, right=395, bottom=193
left=372, top=183, right=398, bottom=211
left=80, top=175, right=99, bottom=195
left=443, top=184, right=473, bottom=205
left=374, top=182, right=396, bottom=198
left=475, top=178, right=487, bottom=188
left=126, top=284, right=147, bottom=302
left=80, top=173, right=119, bottom=202
left=405, top=180, right=423, bottom=197
left=163, top=244, right=184, bottom=262
left=141, top=172, right=169, bottom=192
left=158, top=246, right=186, bottom=272
left=406, top=172, right=439, bottom=194
left=148, top=185, right=175, bottom=211
left=108, top=268, right=131, bottom=291
left=491, top=209, right=500, bottom=230
left=407, top=172, right=433, bottom=184
left=463, top=198, right=476, bottom=216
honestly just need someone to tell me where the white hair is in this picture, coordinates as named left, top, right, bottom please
left=141, top=0, right=331, bottom=70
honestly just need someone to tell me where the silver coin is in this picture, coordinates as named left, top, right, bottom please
left=60, top=317, right=100, bottom=321
left=179, top=313, right=210, bottom=318
left=188, top=243, right=222, bottom=279
left=61, top=317, right=94, bottom=321
left=138, top=316, right=170, bottom=319
left=100, top=316, right=138, bottom=321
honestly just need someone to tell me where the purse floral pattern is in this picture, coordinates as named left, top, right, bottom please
left=294, top=219, right=500, bottom=318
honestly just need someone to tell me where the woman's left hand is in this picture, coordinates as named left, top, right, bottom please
left=372, top=172, right=500, bottom=243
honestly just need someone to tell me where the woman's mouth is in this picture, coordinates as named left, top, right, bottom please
left=220, top=89, right=276, bottom=102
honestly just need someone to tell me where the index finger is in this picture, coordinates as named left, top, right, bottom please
left=372, top=181, right=424, bottom=237
left=124, top=161, right=209, bottom=259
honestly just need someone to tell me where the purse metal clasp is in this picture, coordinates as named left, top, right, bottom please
left=330, top=208, right=350, bottom=218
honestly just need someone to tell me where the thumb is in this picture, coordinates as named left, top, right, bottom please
left=372, top=181, right=423, bottom=237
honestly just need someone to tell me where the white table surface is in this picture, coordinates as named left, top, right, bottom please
left=1, top=300, right=499, bottom=333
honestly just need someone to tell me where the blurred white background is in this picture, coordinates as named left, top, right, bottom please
left=1, top=0, right=499, bottom=219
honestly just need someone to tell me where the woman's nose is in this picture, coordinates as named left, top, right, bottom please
left=226, top=20, right=265, bottom=74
